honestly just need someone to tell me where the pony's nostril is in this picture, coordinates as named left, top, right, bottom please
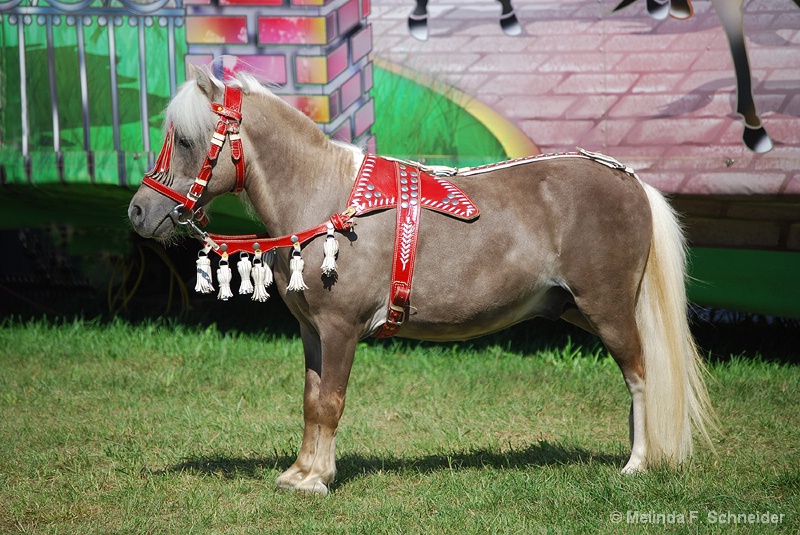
left=129, top=204, right=145, bottom=228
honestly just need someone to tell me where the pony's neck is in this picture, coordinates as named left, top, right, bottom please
left=241, top=92, right=362, bottom=237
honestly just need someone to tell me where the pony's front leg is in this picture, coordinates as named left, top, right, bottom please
left=274, top=330, right=322, bottom=490
left=275, top=324, right=357, bottom=495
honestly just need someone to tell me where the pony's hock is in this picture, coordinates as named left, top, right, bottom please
left=129, top=67, right=715, bottom=496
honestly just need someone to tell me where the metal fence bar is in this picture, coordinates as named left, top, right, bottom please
left=16, top=18, right=31, bottom=180
left=75, top=14, right=94, bottom=180
left=137, top=16, right=151, bottom=169
left=107, top=16, right=125, bottom=185
left=45, top=16, right=60, bottom=154
left=167, top=16, right=176, bottom=96
left=45, top=15, right=65, bottom=181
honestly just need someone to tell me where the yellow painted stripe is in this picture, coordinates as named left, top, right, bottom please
left=372, top=58, right=538, bottom=159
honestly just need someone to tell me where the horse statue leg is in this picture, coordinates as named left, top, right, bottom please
left=408, top=0, right=429, bottom=41
left=498, top=0, right=522, bottom=36
left=275, top=324, right=358, bottom=495
left=710, top=0, right=773, bottom=153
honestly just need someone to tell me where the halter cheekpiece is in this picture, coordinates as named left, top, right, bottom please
left=142, top=85, right=246, bottom=228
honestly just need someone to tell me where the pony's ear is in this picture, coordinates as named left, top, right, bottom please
left=190, top=64, right=218, bottom=101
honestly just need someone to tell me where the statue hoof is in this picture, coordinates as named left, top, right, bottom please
left=742, top=125, right=773, bottom=154
left=408, top=14, right=429, bottom=41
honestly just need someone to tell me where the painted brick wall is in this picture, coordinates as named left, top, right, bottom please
left=184, top=0, right=374, bottom=151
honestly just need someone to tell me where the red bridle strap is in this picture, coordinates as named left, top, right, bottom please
left=141, top=85, right=246, bottom=228
left=201, top=211, right=356, bottom=256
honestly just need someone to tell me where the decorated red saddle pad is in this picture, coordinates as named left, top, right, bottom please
left=347, top=155, right=479, bottom=337
left=348, top=155, right=479, bottom=221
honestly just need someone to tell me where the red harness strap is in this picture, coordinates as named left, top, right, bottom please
left=142, top=85, right=246, bottom=226
left=374, top=162, right=422, bottom=338
left=345, top=155, right=479, bottom=338
left=203, top=211, right=355, bottom=256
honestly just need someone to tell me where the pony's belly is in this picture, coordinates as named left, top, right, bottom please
left=389, top=284, right=572, bottom=342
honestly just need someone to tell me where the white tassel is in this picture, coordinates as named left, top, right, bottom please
left=216, top=253, right=233, bottom=301
left=263, top=250, right=275, bottom=288
left=287, top=239, right=308, bottom=292
left=251, top=250, right=270, bottom=302
left=321, top=223, right=339, bottom=276
left=237, top=253, right=254, bottom=295
left=195, top=247, right=214, bottom=294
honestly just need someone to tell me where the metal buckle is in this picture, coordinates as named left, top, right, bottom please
left=386, top=302, right=406, bottom=325
left=169, top=205, right=207, bottom=240
left=169, top=205, right=194, bottom=225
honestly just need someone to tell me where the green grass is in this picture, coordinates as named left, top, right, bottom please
left=1, top=319, right=798, bottom=533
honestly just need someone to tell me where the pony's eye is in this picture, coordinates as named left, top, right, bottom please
left=177, top=136, right=194, bottom=150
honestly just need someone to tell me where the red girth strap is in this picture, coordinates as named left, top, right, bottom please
left=375, top=161, right=422, bottom=338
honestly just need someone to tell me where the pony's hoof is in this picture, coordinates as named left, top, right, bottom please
left=500, top=11, right=522, bottom=36
left=742, top=125, right=773, bottom=154
left=646, top=0, right=670, bottom=20
left=408, top=14, right=429, bottom=41
left=621, top=461, right=645, bottom=475
left=275, top=468, right=304, bottom=490
left=295, top=479, right=330, bottom=496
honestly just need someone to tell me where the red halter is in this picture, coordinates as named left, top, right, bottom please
left=142, top=85, right=246, bottom=227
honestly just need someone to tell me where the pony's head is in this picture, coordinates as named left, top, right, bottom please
left=128, top=66, right=261, bottom=240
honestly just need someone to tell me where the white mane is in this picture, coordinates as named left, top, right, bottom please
left=163, top=67, right=364, bottom=166
left=164, top=69, right=274, bottom=143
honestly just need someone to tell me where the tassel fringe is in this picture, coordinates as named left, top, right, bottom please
left=263, top=250, right=275, bottom=287
left=237, top=253, right=254, bottom=295
left=195, top=235, right=313, bottom=301
left=195, top=246, right=214, bottom=294
left=216, top=253, right=234, bottom=301
left=251, top=249, right=271, bottom=302
left=321, top=223, right=339, bottom=276
left=287, top=238, right=308, bottom=292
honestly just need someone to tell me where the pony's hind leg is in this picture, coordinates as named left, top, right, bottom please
left=596, top=317, right=648, bottom=473
left=564, top=303, right=648, bottom=473
left=275, top=324, right=358, bottom=495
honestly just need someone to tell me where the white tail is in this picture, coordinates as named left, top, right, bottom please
left=636, top=183, right=716, bottom=466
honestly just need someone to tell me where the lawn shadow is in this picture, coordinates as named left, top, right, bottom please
left=154, top=453, right=294, bottom=480
left=156, top=440, right=625, bottom=490
left=333, top=441, right=625, bottom=488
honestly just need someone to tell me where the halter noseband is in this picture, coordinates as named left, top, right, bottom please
left=142, top=85, right=246, bottom=229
